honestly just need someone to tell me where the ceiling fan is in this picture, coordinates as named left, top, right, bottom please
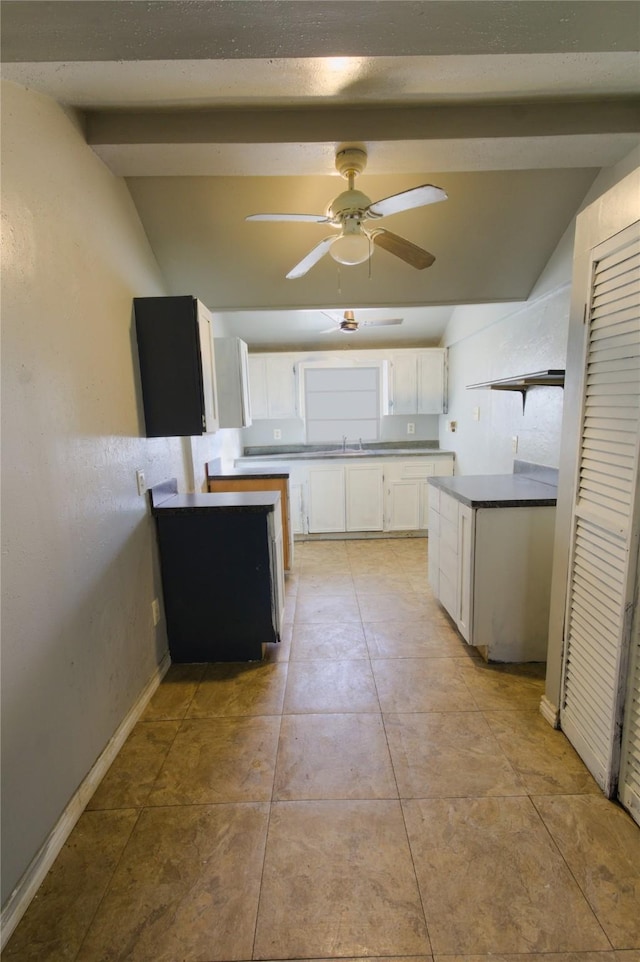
left=245, top=146, right=447, bottom=279
left=321, top=309, right=403, bottom=334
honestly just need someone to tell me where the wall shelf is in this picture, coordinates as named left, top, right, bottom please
left=466, top=369, right=565, bottom=412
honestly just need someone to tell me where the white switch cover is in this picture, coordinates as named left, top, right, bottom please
left=473, top=407, right=480, bottom=421
left=448, top=420, right=457, bottom=433
left=273, top=428, right=282, bottom=440
left=136, top=470, right=147, bottom=496
left=512, top=435, right=519, bottom=452
left=407, top=422, right=415, bottom=435
left=151, top=599, right=161, bottom=626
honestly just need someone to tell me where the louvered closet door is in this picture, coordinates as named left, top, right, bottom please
left=561, top=221, right=640, bottom=796
left=619, top=603, right=640, bottom=825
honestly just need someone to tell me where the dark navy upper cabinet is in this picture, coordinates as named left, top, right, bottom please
left=134, top=295, right=219, bottom=437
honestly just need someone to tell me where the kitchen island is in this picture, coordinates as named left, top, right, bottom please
left=428, top=464, right=558, bottom=662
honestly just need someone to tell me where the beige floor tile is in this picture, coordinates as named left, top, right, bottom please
left=352, top=572, right=415, bottom=593
left=2, top=810, right=138, bottom=962
left=253, top=799, right=430, bottom=960
left=140, top=663, right=206, bottom=721
left=533, top=794, right=640, bottom=948
left=87, top=721, right=179, bottom=810
left=147, top=715, right=280, bottom=805
left=296, top=572, right=357, bottom=595
left=187, top=661, right=288, bottom=717
left=274, top=712, right=397, bottom=800
left=457, top=661, right=545, bottom=710
left=484, top=710, right=600, bottom=794
left=372, top=658, right=477, bottom=713
left=289, top=622, right=368, bottom=660
left=357, top=591, right=444, bottom=621
left=349, top=559, right=414, bottom=575
left=403, top=796, right=611, bottom=954
left=75, top=802, right=269, bottom=962
left=434, top=955, right=622, bottom=962
left=384, top=712, right=525, bottom=797
left=365, top=621, right=470, bottom=659
left=284, top=659, right=380, bottom=713
left=294, top=593, right=362, bottom=623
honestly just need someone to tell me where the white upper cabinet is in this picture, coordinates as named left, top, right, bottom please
left=248, top=353, right=298, bottom=420
left=389, top=349, right=447, bottom=414
left=214, top=337, right=252, bottom=428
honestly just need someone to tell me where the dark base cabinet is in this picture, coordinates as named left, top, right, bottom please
left=151, top=483, right=284, bottom=662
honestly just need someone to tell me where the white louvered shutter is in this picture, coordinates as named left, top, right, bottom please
left=619, top=605, right=640, bottom=825
left=560, top=222, right=640, bottom=796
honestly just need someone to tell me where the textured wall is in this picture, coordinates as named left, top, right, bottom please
left=439, top=226, right=575, bottom=475
left=0, top=81, right=238, bottom=905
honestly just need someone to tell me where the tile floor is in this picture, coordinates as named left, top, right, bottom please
left=4, top=538, right=640, bottom=962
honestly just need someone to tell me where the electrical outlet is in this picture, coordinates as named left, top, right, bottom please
left=512, top=435, right=519, bottom=452
left=407, top=422, right=415, bottom=435
left=151, top=599, right=160, bottom=626
left=473, top=407, right=480, bottom=422
left=448, top=420, right=457, bottom=433
left=136, top=470, right=147, bottom=496
left=273, top=428, right=282, bottom=440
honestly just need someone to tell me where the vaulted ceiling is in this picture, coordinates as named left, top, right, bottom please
left=2, top=1, right=638, bottom=348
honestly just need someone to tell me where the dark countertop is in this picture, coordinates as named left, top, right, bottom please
left=428, top=474, right=557, bottom=508
left=207, top=465, right=290, bottom=480
left=236, top=447, right=455, bottom=463
left=150, top=479, right=280, bottom=514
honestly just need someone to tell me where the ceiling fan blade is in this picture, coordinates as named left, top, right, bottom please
left=362, top=318, right=404, bottom=327
left=246, top=212, right=331, bottom=223
left=320, top=311, right=340, bottom=325
left=371, top=229, right=436, bottom=270
left=367, top=184, right=447, bottom=218
left=286, top=236, right=335, bottom=279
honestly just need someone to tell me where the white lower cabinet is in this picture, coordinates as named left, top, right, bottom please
left=308, top=465, right=346, bottom=533
left=234, top=455, right=454, bottom=536
left=429, top=487, right=555, bottom=660
left=384, top=458, right=453, bottom=531
left=345, top=464, right=384, bottom=531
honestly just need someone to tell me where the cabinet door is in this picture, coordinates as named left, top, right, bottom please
left=247, top=356, right=269, bottom=419
left=214, top=337, right=252, bottom=428
left=290, top=483, right=305, bottom=535
left=346, top=464, right=384, bottom=531
left=417, top=351, right=446, bottom=414
left=389, top=354, right=417, bottom=414
left=386, top=480, right=420, bottom=531
left=457, top=503, right=475, bottom=641
left=308, top=466, right=345, bottom=533
left=134, top=295, right=218, bottom=437
left=427, top=506, right=440, bottom=593
left=266, top=356, right=298, bottom=418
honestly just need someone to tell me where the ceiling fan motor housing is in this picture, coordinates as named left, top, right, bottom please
left=328, top=189, right=372, bottom=221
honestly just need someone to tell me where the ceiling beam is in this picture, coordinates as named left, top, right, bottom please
left=86, top=100, right=640, bottom=148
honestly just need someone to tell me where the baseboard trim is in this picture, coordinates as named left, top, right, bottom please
left=0, top=653, right=171, bottom=950
left=539, top=694, right=560, bottom=729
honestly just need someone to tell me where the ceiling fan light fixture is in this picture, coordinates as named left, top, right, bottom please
left=329, top=231, right=370, bottom=266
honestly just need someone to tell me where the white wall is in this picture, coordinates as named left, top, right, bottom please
left=0, top=82, right=240, bottom=909
left=439, top=225, right=575, bottom=474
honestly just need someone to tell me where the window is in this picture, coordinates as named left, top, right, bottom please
left=303, top=366, right=380, bottom=444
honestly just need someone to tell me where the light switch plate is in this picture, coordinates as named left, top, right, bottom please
left=136, top=470, right=147, bottom=496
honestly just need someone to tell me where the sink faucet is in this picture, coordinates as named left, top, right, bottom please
left=342, top=435, right=347, bottom=452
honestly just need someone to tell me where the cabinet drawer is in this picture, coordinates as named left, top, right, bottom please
left=440, top=492, right=459, bottom=524
left=428, top=486, right=440, bottom=513
left=399, top=461, right=435, bottom=479
left=440, top=516, right=458, bottom=553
